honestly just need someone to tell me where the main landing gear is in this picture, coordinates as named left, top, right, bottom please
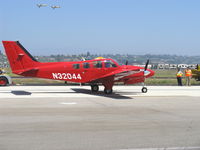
left=90, top=84, right=113, bottom=94
left=91, top=76, right=114, bottom=94
left=104, top=88, right=113, bottom=94
left=91, top=84, right=99, bottom=92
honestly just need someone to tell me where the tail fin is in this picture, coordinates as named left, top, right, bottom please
left=2, top=41, right=39, bottom=74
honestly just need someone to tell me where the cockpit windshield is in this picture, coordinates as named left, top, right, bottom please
left=104, top=60, right=117, bottom=68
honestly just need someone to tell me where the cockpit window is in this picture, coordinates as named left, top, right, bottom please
left=93, top=61, right=102, bottom=68
left=73, top=64, right=80, bottom=69
left=104, top=60, right=117, bottom=68
left=83, top=63, right=90, bottom=69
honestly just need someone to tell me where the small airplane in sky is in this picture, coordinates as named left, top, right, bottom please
left=51, top=6, right=61, bottom=9
left=2, top=41, right=154, bottom=94
left=37, top=4, right=48, bottom=8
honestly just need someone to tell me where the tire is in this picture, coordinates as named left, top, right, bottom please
left=104, top=89, right=113, bottom=94
left=0, top=76, right=8, bottom=86
left=91, top=85, right=99, bottom=92
left=141, top=87, right=148, bottom=93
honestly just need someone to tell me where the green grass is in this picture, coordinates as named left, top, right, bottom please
left=12, top=78, right=65, bottom=85
left=154, top=69, right=177, bottom=77
left=146, top=77, right=200, bottom=86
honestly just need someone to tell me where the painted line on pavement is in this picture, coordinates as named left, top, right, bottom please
left=120, top=147, right=200, bottom=150
left=60, top=102, right=77, bottom=105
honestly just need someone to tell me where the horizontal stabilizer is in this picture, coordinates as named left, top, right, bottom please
left=17, top=68, right=39, bottom=76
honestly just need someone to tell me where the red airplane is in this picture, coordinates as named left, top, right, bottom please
left=2, top=41, right=154, bottom=94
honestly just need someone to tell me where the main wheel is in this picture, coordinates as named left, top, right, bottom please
left=91, top=84, right=99, bottom=92
left=104, top=88, right=113, bottom=94
left=141, top=87, right=148, bottom=93
left=0, top=76, right=8, bottom=86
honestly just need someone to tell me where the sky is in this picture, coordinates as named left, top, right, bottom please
left=1, top=0, right=200, bottom=56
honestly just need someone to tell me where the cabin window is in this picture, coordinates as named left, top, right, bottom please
left=111, top=62, right=117, bottom=68
left=73, top=64, right=80, bottom=69
left=83, top=63, right=90, bottom=69
left=93, top=61, right=102, bottom=68
left=105, top=60, right=112, bottom=68
left=104, top=60, right=117, bottom=68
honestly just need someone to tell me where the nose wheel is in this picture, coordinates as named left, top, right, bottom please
left=141, top=87, right=148, bottom=93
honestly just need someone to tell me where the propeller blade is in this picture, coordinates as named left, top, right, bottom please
left=144, top=59, right=149, bottom=71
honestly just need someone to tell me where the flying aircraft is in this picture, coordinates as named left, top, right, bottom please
left=2, top=41, right=154, bottom=94
left=37, top=4, right=48, bottom=8
left=51, top=6, right=61, bottom=9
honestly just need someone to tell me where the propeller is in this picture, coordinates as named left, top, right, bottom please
left=144, top=59, right=151, bottom=77
left=142, top=59, right=150, bottom=93
left=144, top=59, right=149, bottom=71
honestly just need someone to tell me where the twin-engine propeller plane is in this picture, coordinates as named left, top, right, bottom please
left=2, top=41, right=154, bottom=94
left=37, top=4, right=48, bottom=8
left=51, top=6, right=61, bottom=9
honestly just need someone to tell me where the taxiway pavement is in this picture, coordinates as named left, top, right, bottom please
left=0, top=86, right=200, bottom=150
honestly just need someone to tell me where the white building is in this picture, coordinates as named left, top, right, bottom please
left=178, top=64, right=188, bottom=69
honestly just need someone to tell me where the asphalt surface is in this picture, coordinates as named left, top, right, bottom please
left=0, top=86, right=200, bottom=150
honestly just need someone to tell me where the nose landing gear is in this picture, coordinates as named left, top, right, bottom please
left=141, top=87, right=148, bottom=93
left=141, top=82, right=148, bottom=93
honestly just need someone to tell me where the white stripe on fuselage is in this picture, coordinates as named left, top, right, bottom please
left=114, top=70, right=141, bottom=80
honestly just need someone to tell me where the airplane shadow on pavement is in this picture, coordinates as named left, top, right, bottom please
left=71, top=88, right=136, bottom=99
left=9, top=89, right=139, bottom=100
left=11, top=90, right=32, bottom=95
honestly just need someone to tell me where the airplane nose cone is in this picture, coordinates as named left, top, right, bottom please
left=145, top=69, right=155, bottom=77
left=144, top=70, right=150, bottom=76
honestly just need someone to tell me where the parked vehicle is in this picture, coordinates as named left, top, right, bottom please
left=0, top=68, right=12, bottom=86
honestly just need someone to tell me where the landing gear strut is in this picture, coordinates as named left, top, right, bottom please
left=91, top=84, right=99, bottom=92
left=103, top=77, right=114, bottom=94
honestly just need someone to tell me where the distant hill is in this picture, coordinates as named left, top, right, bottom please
left=35, top=54, right=200, bottom=65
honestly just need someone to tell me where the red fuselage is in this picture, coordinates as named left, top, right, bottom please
left=17, top=58, right=154, bottom=85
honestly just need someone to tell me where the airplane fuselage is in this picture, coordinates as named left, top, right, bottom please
left=2, top=41, right=154, bottom=94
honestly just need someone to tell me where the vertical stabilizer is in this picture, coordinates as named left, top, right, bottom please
left=2, top=41, right=39, bottom=74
